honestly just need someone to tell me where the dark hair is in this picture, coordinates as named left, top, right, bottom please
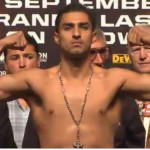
left=4, top=34, right=39, bottom=59
left=55, top=3, right=96, bottom=33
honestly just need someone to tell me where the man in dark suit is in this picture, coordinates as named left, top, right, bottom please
left=0, top=31, right=40, bottom=148
left=127, top=25, right=150, bottom=148
left=0, top=103, right=17, bottom=148
left=22, top=113, right=39, bottom=148
left=114, top=97, right=145, bottom=148
left=0, top=34, right=21, bottom=148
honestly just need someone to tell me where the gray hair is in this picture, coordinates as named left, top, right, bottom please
left=94, top=25, right=106, bottom=44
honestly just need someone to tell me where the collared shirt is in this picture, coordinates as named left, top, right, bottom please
left=7, top=100, right=30, bottom=148
left=136, top=100, right=150, bottom=148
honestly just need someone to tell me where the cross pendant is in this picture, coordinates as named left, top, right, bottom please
left=73, top=140, right=83, bottom=148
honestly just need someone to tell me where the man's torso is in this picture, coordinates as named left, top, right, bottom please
left=26, top=66, right=127, bottom=148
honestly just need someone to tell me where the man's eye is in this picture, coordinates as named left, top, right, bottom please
left=99, top=48, right=107, bottom=54
left=64, top=25, right=71, bottom=30
left=90, top=51, right=96, bottom=55
left=82, top=25, right=89, bottom=29
left=25, top=55, right=33, bottom=59
left=28, top=56, right=33, bottom=59
left=10, top=57, right=18, bottom=60
left=132, top=47, right=141, bottom=52
left=144, top=46, right=150, bottom=50
left=133, top=49, right=140, bottom=51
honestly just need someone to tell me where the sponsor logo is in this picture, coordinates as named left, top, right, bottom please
left=0, top=53, right=4, bottom=64
left=0, top=71, right=6, bottom=76
left=112, top=54, right=131, bottom=64
left=39, top=52, right=48, bottom=62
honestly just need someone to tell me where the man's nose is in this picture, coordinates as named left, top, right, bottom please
left=19, top=57, right=26, bottom=68
left=93, top=53, right=103, bottom=66
left=139, top=47, right=147, bottom=60
left=72, top=27, right=81, bottom=39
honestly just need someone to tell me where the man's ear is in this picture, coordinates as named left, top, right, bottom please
left=54, top=32, right=60, bottom=45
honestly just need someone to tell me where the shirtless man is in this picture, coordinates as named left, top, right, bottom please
left=0, top=3, right=150, bottom=148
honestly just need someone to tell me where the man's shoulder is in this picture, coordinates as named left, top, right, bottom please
left=93, top=66, right=139, bottom=85
left=94, top=66, right=131, bottom=76
left=30, top=66, right=59, bottom=79
left=103, top=67, right=138, bottom=78
left=23, top=67, right=49, bottom=75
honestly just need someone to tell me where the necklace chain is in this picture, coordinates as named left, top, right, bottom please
left=58, top=64, right=93, bottom=148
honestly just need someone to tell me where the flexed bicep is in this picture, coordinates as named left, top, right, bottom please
left=127, top=25, right=150, bottom=46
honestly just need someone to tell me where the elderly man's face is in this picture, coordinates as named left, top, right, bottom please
left=90, top=38, right=109, bottom=66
